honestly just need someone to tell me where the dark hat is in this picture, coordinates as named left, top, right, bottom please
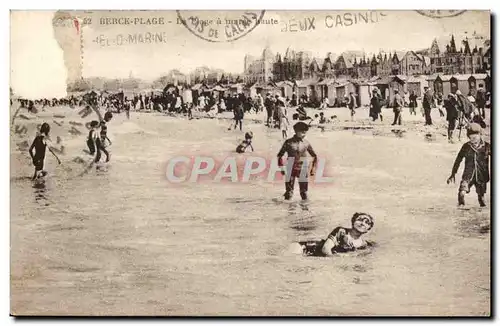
left=467, top=123, right=482, bottom=135
left=104, top=111, right=113, bottom=120
left=40, top=122, right=50, bottom=134
left=424, top=86, right=429, bottom=89
left=351, top=212, right=374, bottom=229
left=293, top=121, right=309, bottom=132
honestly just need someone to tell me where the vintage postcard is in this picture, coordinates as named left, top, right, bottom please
left=10, top=10, right=491, bottom=316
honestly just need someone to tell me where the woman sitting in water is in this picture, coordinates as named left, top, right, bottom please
left=321, top=212, right=374, bottom=256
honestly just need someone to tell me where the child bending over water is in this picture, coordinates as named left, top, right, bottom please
left=236, top=131, right=254, bottom=153
left=95, top=112, right=113, bottom=163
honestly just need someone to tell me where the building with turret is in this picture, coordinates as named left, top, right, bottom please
left=273, top=47, right=312, bottom=81
left=375, top=53, right=391, bottom=77
left=354, top=56, right=371, bottom=79
left=428, top=32, right=490, bottom=74
left=243, top=45, right=276, bottom=83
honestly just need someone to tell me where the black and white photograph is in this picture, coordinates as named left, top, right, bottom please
left=9, top=9, right=491, bottom=316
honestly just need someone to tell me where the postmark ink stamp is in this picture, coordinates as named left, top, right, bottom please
left=176, top=10, right=266, bottom=42
left=415, top=10, right=467, bottom=19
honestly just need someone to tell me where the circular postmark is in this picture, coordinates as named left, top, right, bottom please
left=176, top=10, right=265, bottom=43
left=416, top=10, right=467, bottom=19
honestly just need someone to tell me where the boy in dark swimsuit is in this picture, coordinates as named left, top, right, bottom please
left=277, top=122, right=318, bottom=200
left=447, top=123, right=491, bottom=207
left=28, top=123, right=61, bottom=180
left=86, top=120, right=99, bottom=155
left=94, top=112, right=113, bottom=163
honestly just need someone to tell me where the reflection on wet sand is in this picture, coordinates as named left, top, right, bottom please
left=32, top=180, right=49, bottom=206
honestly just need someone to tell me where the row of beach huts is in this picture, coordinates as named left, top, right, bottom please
left=110, top=73, right=490, bottom=108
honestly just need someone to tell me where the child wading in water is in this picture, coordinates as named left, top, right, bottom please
left=277, top=122, right=318, bottom=200
left=236, top=131, right=254, bottom=153
left=447, top=123, right=490, bottom=207
left=86, top=120, right=99, bottom=155
left=95, top=112, right=113, bottom=163
left=28, top=122, right=61, bottom=180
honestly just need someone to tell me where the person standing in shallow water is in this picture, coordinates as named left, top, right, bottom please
left=277, top=122, right=318, bottom=201
left=444, top=94, right=459, bottom=143
left=94, top=112, right=113, bottom=163
left=86, top=120, right=99, bottom=155
left=447, top=123, right=490, bottom=207
left=29, top=122, right=61, bottom=180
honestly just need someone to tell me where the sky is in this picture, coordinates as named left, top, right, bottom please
left=10, top=11, right=68, bottom=99
left=10, top=10, right=490, bottom=98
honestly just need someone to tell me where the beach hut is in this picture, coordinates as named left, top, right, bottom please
left=228, top=83, right=244, bottom=95
left=471, top=73, right=489, bottom=93
left=316, top=78, right=336, bottom=106
left=449, top=76, right=459, bottom=95
left=248, top=82, right=263, bottom=98
left=406, top=76, right=428, bottom=97
left=276, top=81, right=294, bottom=99
left=451, top=75, right=471, bottom=96
left=357, top=81, right=378, bottom=107
left=334, top=82, right=347, bottom=106
left=432, top=75, right=453, bottom=97
left=212, top=84, right=228, bottom=99
left=333, top=80, right=355, bottom=107
left=374, top=76, right=391, bottom=101
left=430, top=75, right=443, bottom=96
left=387, top=75, right=407, bottom=104
left=249, top=82, right=263, bottom=97
left=296, top=79, right=320, bottom=102
left=252, top=81, right=279, bottom=97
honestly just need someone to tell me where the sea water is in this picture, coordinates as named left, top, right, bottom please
left=10, top=110, right=490, bottom=316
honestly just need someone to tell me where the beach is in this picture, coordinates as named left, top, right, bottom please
left=10, top=104, right=490, bottom=316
